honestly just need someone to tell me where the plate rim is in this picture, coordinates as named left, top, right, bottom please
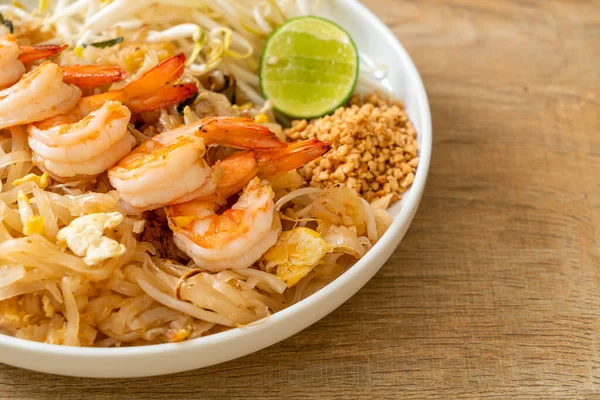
left=0, top=0, right=432, bottom=376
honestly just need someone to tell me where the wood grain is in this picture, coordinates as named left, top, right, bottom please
left=2, top=0, right=599, bottom=398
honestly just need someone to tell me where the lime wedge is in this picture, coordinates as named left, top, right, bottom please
left=260, top=16, right=359, bottom=119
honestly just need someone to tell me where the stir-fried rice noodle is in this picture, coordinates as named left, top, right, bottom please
left=0, top=1, right=397, bottom=346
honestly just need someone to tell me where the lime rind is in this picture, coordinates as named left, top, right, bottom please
left=259, top=16, right=359, bottom=119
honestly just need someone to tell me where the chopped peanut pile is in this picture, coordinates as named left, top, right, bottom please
left=285, top=93, right=419, bottom=203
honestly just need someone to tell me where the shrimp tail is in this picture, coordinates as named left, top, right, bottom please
left=257, top=138, right=331, bottom=175
left=214, top=139, right=330, bottom=199
left=76, top=55, right=193, bottom=114
left=61, top=65, right=126, bottom=87
left=126, top=82, right=198, bottom=113
left=197, top=117, right=285, bottom=149
left=120, top=53, right=186, bottom=99
left=18, top=44, right=68, bottom=63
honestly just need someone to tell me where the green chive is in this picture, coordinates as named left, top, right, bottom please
left=84, top=36, right=124, bottom=49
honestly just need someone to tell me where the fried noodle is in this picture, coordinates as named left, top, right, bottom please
left=0, top=0, right=397, bottom=347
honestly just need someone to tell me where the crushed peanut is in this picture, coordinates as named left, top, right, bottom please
left=285, top=93, right=419, bottom=203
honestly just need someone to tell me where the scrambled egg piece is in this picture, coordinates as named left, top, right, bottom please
left=167, top=328, right=192, bottom=342
left=0, top=298, right=30, bottom=329
left=17, top=191, right=45, bottom=236
left=73, top=46, right=84, bottom=59
left=12, top=172, right=49, bottom=189
left=41, top=295, right=55, bottom=319
left=57, top=212, right=126, bottom=266
left=254, top=113, right=269, bottom=124
left=23, top=217, right=45, bottom=236
left=171, top=215, right=195, bottom=229
left=262, top=227, right=330, bottom=287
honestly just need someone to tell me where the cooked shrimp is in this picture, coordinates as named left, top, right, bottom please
left=167, top=178, right=281, bottom=272
left=28, top=101, right=135, bottom=180
left=108, top=117, right=285, bottom=211
left=60, top=65, right=126, bottom=88
left=17, top=44, right=68, bottom=63
left=0, top=34, right=124, bottom=89
left=0, top=34, right=26, bottom=89
left=165, top=139, right=330, bottom=271
left=64, top=53, right=195, bottom=117
left=207, top=139, right=332, bottom=202
left=0, top=34, right=65, bottom=88
left=27, top=55, right=195, bottom=181
left=0, top=61, right=81, bottom=130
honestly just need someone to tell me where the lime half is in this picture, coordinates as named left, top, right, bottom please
left=260, top=16, right=359, bottom=119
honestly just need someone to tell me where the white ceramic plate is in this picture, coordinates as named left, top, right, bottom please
left=0, top=0, right=431, bottom=378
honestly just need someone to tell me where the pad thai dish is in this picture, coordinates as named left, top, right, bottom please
left=0, top=1, right=419, bottom=347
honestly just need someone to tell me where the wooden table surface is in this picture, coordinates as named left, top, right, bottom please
left=2, top=1, right=599, bottom=398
